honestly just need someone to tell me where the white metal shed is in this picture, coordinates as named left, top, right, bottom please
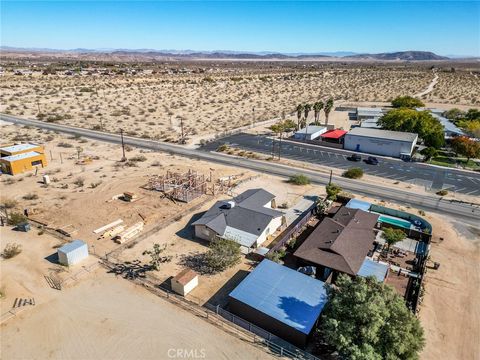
left=57, top=240, right=89, bottom=266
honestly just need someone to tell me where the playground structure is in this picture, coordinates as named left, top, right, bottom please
left=145, top=170, right=235, bottom=203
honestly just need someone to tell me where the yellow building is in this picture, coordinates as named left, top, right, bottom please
left=0, top=143, right=48, bottom=175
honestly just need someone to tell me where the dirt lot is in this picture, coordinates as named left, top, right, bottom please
left=1, top=62, right=478, bottom=144
left=1, top=122, right=253, bottom=257
left=116, top=174, right=320, bottom=305
left=419, top=217, right=480, bottom=360
left=0, top=269, right=274, bottom=360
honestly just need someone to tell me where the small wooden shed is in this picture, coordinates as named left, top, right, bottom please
left=171, top=269, right=198, bottom=296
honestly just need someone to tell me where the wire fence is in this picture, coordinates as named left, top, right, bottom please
left=99, top=259, right=321, bottom=360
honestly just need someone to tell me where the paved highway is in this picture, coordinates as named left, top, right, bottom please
left=203, top=133, right=480, bottom=196
left=1, top=114, right=479, bottom=225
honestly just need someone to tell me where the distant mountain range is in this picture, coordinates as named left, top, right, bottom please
left=1, top=46, right=475, bottom=61
left=344, top=51, right=449, bottom=61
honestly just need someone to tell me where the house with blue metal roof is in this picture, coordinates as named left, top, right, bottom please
left=228, top=259, right=328, bottom=347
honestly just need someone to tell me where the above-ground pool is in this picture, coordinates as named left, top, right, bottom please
left=377, top=215, right=412, bottom=230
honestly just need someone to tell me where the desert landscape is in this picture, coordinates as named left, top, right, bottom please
left=1, top=59, right=479, bottom=144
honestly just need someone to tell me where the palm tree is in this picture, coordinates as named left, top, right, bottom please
left=304, top=104, right=311, bottom=124
left=304, top=104, right=312, bottom=138
left=295, top=104, right=304, bottom=130
left=324, top=98, right=334, bottom=126
left=313, top=101, right=324, bottom=125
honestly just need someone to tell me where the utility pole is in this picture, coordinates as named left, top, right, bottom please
left=278, top=134, right=282, bottom=160
left=180, top=117, right=185, bottom=144
left=252, top=107, right=255, bottom=127
left=329, top=170, right=333, bottom=185
left=120, top=128, right=127, bottom=161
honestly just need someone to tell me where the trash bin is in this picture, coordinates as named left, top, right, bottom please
left=17, top=222, right=31, bottom=232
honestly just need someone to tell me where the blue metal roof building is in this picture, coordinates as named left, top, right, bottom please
left=345, top=198, right=372, bottom=212
left=357, top=258, right=389, bottom=282
left=229, top=259, right=328, bottom=347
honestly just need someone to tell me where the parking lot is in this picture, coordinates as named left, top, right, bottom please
left=203, top=133, right=480, bottom=196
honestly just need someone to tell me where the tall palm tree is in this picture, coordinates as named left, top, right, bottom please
left=295, top=104, right=304, bottom=130
left=313, top=101, right=324, bottom=125
left=324, top=98, right=334, bottom=126
left=304, top=104, right=312, bottom=138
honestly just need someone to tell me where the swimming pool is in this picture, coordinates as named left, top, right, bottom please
left=378, top=215, right=412, bottom=230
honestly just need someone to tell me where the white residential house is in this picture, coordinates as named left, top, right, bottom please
left=192, top=189, right=285, bottom=251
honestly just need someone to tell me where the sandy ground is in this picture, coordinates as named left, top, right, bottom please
left=0, top=270, right=274, bottom=360
left=419, top=217, right=480, bottom=360
left=2, top=63, right=478, bottom=144
left=116, top=174, right=320, bottom=305
left=1, top=122, right=253, bottom=257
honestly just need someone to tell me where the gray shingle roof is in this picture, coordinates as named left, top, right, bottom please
left=193, top=189, right=283, bottom=240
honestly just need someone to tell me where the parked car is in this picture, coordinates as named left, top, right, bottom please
left=347, top=153, right=362, bottom=162
left=365, top=156, right=379, bottom=165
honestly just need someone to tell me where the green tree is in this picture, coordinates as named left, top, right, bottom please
left=204, top=238, right=241, bottom=273
left=443, top=108, right=464, bottom=121
left=324, top=98, right=334, bottom=126
left=326, top=183, right=342, bottom=200
left=142, top=243, right=172, bottom=271
left=321, top=275, right=425, bottom=360
left=420, top=147, right=438, bottom=161
left=378, top=109, right=444, bottom=148
left=296, top=104, right=304, bottom=130
left=391, top=96, right=425, bottom=109
left=382, top=227, right=406, bottom=251
left=313, top=101, right=324, bottom=124
left=465, top=108, right=480, bottom=121
left=451, top=136, right=480, bottom=163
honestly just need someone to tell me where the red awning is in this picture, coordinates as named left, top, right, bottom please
left=320, top=129, right=347, bottom=139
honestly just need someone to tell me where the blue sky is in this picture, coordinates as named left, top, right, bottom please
left=1, top=1, right=479, bottom=56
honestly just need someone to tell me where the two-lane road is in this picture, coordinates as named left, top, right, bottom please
left=203, top=133, right=480, bottom=196
left=1, top=114, right=479, bottom=225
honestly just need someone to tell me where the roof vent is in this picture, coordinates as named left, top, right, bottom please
left=221, top=201, right=235, bottom=209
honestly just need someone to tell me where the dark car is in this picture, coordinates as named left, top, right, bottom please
left=347, top=153, right=362, bottom=162
left=365, top=156, right=379, bottom=165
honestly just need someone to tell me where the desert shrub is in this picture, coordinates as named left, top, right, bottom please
left=217, top=144, right=229, bottom=152
left=2, top=243, right=22, bottom=259
left=436, top=189, right=448, bottom=196
left=265, top=248, right=286, bottom=263
left=342, top=167, right=364, bottom=179
left=73, top=177, right=85, bottom=187
left=130, top=155, right=147, bottom=162
left=288, top=174, right=311, bottom=185
left=57, top=142, right=73, bottom=148
left=8, top=212, right=27, bottom=226
left=22, top=193, right=39, bottom=200
left=90, top=181, right=102, bottom=188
